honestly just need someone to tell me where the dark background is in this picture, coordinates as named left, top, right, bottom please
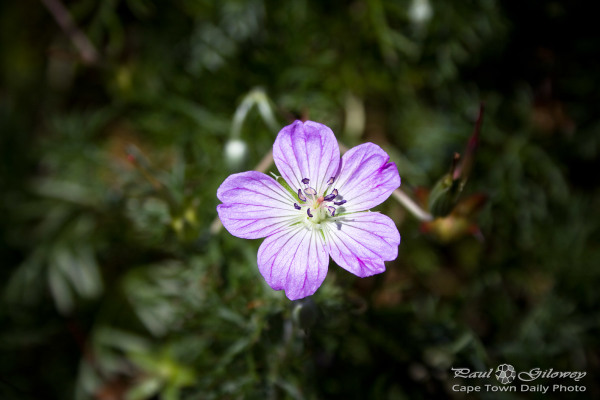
left=1, top=0, right=599, bottom=399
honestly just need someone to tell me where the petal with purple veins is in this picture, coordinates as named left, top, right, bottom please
left=217, top=171, right=300, bottom=239
left=257, top=226, right=329, bottom=300
left=273, top=121, right=340, bottom=195
left=325, top=212, right=400, bottom=277
left=333, top=143, right=400, bottom=212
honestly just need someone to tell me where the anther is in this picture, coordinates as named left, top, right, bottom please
left=298, top=189, right=307, bottom=202
left=327, top=206, right=336, bottom=216
left=294, top=203, right=301, bottom=210
left=334, top=200, right=346, bottom=206
left=307, top=208, right=313, bottom=218
left=302, top=178, right=310, bottom=185
left=327, top=176, right=335, bottom=185
left=304, top=187, right=317, bottom=196
left=323, top=193, right=336, bottom=202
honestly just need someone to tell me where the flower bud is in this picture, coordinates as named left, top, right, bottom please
left=409, top=0, right=433, bottom=24
left=428, top=174, right=462, bottom=218
left=421, top=194, right=487, bottom=242
left=224, top=138, right=248, bottom=170
left=428, top=153, right=463, bottom=218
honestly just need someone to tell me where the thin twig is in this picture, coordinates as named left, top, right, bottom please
left=40, top=0, right=99, bottom=65
left=454, top=102, right=484, bottom=180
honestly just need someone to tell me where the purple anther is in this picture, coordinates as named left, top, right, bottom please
left=307, top=208, right=313, bottom=218
left=298, top=189, right=307, bottom=202
left=327, top=176, right=335, bottom=185
left=304, top=187, right=317, bottom=196
left=327, top=206, right=336, bottom=216
left=323, top=189, right=338, bottom=202
left=323, top=193, right=336, bottom=202
left=294, top=203, right=301, bottom=210
left=302, top=178, right=310, bottom=185
left=334, top=200, right=346, bottom=206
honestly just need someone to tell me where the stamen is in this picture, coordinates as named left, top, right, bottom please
left=323, top=193, right=336, bottom=202
left=324, top=188, right=338, bottom=202
left=334, top=200, right=346, bottom=206
left=327, top=206, right=336, bottom=216
left=327, top=176, right=335, bottom=185
left=298, top=189, right=307, bottom=202
left=294, top=203, right=301, bottom=210
left=307, top=208, right=313, bottom=218
left=304, top=187, right=317, bottom=196
left=302, top=178, right=310, bottom=185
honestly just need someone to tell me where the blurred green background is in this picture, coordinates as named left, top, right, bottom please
left=1, top=0, right=599, bottom=399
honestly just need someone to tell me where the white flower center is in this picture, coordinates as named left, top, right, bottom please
left=292, top=177, right=347, bottom=229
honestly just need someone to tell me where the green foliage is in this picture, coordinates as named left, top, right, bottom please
left=1, top=0, right=599, bottom=399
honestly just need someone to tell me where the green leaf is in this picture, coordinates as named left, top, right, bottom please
left=126, top=377, right=162, bottom=400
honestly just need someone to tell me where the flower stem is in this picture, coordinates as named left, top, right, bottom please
left=392, top=188, right=433, bottom=222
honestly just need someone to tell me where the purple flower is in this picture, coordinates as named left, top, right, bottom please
left=217, top=120, right=401, bottom=300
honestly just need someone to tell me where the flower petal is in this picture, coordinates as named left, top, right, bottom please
left=273, top=120, right=340, bottom=195
left=257, top=226, right=329, bottom=300
left=333, top=143, right=400, bottom=213
left=324, top=212, right=400, bottom=277
left=217, top=171, right=299, bottom=239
